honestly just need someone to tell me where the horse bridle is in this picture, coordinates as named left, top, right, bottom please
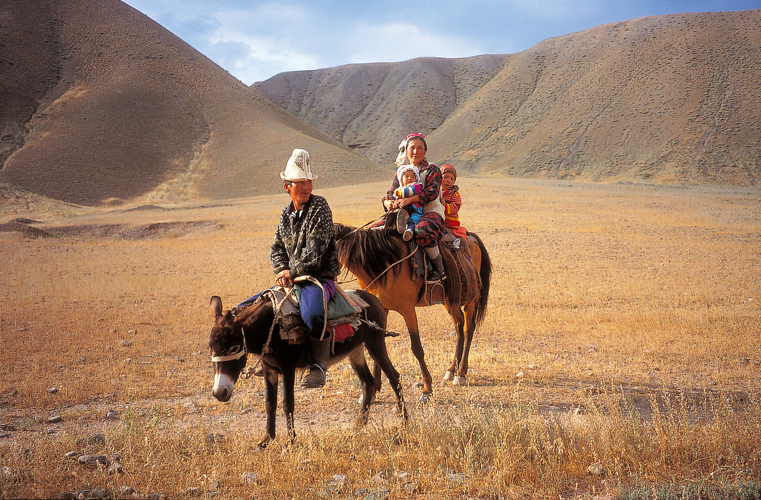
left=210, top=325, right=248, bottom=363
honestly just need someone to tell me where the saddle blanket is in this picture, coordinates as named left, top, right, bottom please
left=253, top=285, right=369, bottom=345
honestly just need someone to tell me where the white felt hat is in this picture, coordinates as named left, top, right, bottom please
left=280, top=149, right=318, bottom=181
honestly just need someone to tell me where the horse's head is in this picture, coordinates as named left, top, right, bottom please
left=209, top=296, right=248, bottom=402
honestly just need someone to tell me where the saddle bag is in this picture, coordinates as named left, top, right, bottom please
left=265, top=283, right=370, bottom=345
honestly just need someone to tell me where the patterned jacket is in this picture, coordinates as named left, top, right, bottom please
left=270, top=194, right=340, bottom=280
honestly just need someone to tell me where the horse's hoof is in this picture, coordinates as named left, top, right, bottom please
left=418, top=392, right=432, bottom=404
left=452, top=376, right=468, bottom=386
left=443, top=371, right=454, bottom=381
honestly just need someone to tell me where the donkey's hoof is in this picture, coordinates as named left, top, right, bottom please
left=452, top=376, right=468, bottom=386
left=443, top=370, right=454, bottom=381
left=358, top=392, right=376, bottom=407
left=418, top=392, right=432, bottom=404
left=255, top=435, right=273, bottom=452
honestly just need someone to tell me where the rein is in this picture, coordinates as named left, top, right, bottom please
left=335, top=214, right=387, bottom=243
left=359, top=241, right=417, bottom=292
left=336, top=212, right=417, bottom=291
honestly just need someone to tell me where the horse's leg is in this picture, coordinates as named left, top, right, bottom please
left=444, top=303, right=466, bottom=383
left=454, top=240, right=485, bottom=386
left=281, top=367, right=297, bottom=444
left=259, top=367, right=279, bottom=450
left=400, top=306, right=433, bottom=402
left=455, top=303, right=477, bottom=386
left=349, top=348, right=375, bottom=426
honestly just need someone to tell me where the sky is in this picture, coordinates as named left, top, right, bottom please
left=122, top=0, right=761, bottom=85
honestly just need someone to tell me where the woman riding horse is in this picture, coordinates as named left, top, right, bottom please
left=382, top=133, right=447, bottom=281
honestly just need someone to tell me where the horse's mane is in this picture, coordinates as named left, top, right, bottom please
left=334, top=223, right=408, bottom=287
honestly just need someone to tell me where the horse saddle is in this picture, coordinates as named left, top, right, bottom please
left=409, top=229, right=481, bottom=307
left=265, top=284, right=370, bottom=345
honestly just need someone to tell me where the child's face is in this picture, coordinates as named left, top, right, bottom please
left=401, top=171, right=417, bottom=186
left=442, top=172, right=456, bottom=191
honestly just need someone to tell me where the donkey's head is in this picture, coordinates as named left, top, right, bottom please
left=209, top=296, right=248, bottom=402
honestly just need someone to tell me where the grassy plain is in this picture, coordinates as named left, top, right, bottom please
left=1, top=178, right=760, bottom=499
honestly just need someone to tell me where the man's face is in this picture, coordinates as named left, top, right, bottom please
left=285, top=180, right=313, bottom=208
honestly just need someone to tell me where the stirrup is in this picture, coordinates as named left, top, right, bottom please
left=425, top=271, right=446, bottom=284
left=300, top=364, right=326, bottom=388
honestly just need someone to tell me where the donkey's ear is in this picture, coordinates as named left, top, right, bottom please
left=210, top=296, right=223, bottom=318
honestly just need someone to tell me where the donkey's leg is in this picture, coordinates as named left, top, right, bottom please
left=371, top=307, right=391, bottom=396
left=366, top=337, right=408, bottom=422
left=281, top=367, right=297, bottom=444
left=400, top=306, right=433, bottom=402
left=259, top=368, right=279, bottom=450
left=349, top=348, right=375, bottom=426
left=444, top=303, right=466, bottom=382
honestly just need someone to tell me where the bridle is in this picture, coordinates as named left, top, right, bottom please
left=210, top=325, right=248, bottom=363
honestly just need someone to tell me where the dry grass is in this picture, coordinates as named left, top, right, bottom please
left=1, top=178, right=760, bottom=499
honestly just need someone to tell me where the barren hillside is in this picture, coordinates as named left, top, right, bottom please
left=254, top=56, right=507, bottom=164
left=255, top=10, right=761, bottom=185
left=0, top=0, right=384, bottom=206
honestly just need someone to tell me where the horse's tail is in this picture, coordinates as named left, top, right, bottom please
left=471, top=232, right=491, bottom=328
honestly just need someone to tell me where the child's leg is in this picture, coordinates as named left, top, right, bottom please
left=396, top=208, right=409, bottom=234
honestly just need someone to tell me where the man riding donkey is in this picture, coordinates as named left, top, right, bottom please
left=270, top=148, right=340, bottom=388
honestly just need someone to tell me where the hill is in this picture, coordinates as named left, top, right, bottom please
left=255, top=10, right=761, bottom=185
left=0, top=0, right=385, bottom=206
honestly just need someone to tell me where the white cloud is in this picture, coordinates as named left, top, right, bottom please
left=342, top=22, right=486, bottom=64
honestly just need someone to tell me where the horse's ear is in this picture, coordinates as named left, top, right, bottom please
left=210, top=296, right=223, bottom=318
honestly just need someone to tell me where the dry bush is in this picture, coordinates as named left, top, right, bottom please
left=1, top=179, right=760, bottom=499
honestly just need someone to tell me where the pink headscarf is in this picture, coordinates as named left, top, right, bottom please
left=395, top=133, right=428, bottom=166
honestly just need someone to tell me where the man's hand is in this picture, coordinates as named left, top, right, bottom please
left=275, top=269, right=293, bottom=288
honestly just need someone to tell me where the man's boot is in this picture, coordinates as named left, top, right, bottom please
left=301, top=337, right=330, bottom=388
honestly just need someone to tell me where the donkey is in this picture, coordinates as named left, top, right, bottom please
left=209, top=289, right=407, bottom=450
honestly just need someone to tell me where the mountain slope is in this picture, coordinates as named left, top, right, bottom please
left=253, top=56, right=507, bottom=165
left=255, top=10, right=761, bottom=185
left=0, top=0, right=384, bottom=206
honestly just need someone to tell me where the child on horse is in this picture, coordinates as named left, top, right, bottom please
left=392, top=164, right=424, bottom=242
left=440, top=164, right=470, bottom=257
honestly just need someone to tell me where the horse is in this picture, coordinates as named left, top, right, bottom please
left=209, top=289, right=407, bottom=450
left=334, top=223, right=492, bottom=402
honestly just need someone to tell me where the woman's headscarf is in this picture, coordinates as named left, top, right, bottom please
left=395, top=133, right=428, bottom=166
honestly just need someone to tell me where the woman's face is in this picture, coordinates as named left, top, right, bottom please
left=442, top=172, right=456, bottom=191
left=405, top=138, right=427, bottom=166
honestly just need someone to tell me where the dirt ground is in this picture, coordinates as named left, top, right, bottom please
left=1, top=178, right=760, bottom=498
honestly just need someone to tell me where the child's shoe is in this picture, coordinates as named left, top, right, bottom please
left=403, top=228, right=414, bottom=241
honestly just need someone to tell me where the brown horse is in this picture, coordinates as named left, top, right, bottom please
left=209, top=290, right=407, bottom=450
left=334, top=224, right=491, bottom=402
